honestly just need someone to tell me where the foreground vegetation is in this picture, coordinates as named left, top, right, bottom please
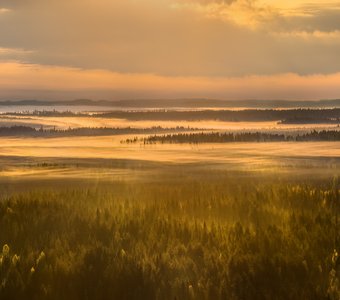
left=0, top=173, right=339, bottom=299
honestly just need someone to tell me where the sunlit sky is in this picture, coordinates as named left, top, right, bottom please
left=1, top=0, right=340, bottom=100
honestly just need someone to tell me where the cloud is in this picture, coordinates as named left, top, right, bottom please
left=0, top=8, right=10, bottom=13
left=1, top=61, right=340, bottom=101
left=0, top=0, right=340, bottom=78
left=268, top=5, right=340, bottom=34
left=176, top=0, right=340, bottom=33
left=174, top=0, right=280, bottom=29
left=175, top=0, right=239, bottom=6
left=0, top=47, right=33, bottom=60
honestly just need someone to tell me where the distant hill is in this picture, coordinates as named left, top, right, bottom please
left=4, top=108, right=340, bottom=124
left=0, top=99, right=340, bottom=109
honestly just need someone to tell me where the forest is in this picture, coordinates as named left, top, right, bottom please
left=96, top=108, right=340, bottom=123
left=0, top=126, right=200, bottom=137
left=3, top=108, right=340, bottom=124
left=0, top=173, right=339, bottom=300
left=124, top=130, right=340, bottom=144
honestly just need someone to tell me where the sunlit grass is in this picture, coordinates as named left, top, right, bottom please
left=0, top=174, right=338, bottom=299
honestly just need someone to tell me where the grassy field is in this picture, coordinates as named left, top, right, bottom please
left=0, top=109, right=339, bottom=299
left=0, top=166, right=339, bottom=299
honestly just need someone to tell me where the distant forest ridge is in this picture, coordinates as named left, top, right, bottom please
left=1, top=125, right=339, bottom=141
left=0, top=126, right=202, bottom=137
left=96, top=109, right=340, bottom=123
left=4, top=108, right=340, bottom=124
left=1, top=99, right=340, bottom=108
left=126, top=130, right=340, bottom=144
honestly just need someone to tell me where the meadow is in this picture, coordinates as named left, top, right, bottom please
left=0, top=169, right=339, bottom=300
left=0, top=106, right=339, bottom=299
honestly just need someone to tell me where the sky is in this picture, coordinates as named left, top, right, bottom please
left=0, top=0, right=340, bottom=100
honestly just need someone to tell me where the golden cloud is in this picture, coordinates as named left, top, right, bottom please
left=1, top=61, right=340, bottom=100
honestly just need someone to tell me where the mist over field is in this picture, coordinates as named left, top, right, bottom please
left=1, top=0, right=340, bottom=298
left=0, top=101, right=339, bottom=300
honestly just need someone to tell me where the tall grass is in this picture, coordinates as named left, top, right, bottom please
left=0, top=174, right=338, bottom=299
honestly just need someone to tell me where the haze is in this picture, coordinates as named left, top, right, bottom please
left=1, top=0, right=340, bottom=100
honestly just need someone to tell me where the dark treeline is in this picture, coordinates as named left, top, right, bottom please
left=127, top=130, right=340, bottom=144
left=4, top=110, right=77, bottom=117
left=96, top=108, right=340, bottom=123
left=0, top=126, right=37, bottom=135
left=4, top=108, right=340, bottom=124
left=280, top=117, right=340, bottom=124
left=0, top=177, right=339, bottom=299
left=0, top=126, right=201, bottom=137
